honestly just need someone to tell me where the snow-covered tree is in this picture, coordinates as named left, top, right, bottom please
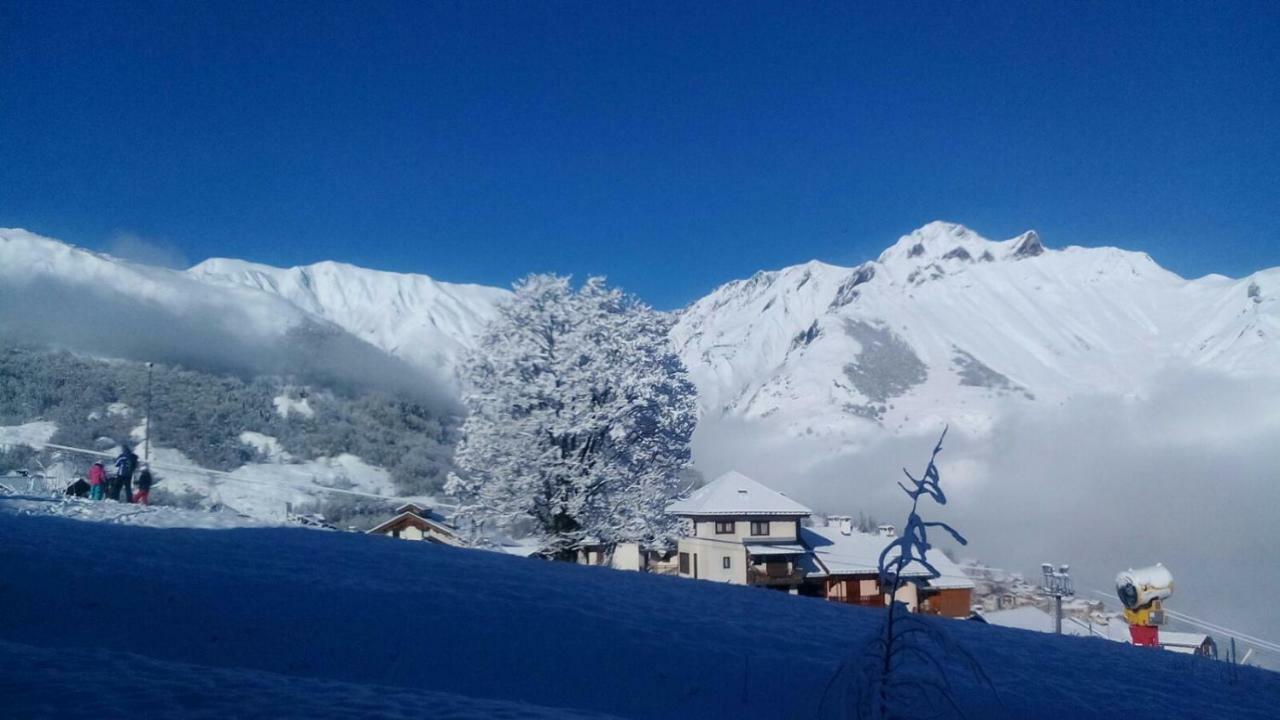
left=446, top=274, right=697, bottom=559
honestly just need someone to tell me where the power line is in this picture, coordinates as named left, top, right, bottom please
left=1087, top=589, right=1280, bottom=656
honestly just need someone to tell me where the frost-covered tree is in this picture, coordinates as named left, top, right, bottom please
left=446, top=274, right=697, bottom=559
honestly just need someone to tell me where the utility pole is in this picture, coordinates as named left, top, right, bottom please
left=143, top=361, right=154, bottom=463
left=1042, top=563, right=1074, bottom=635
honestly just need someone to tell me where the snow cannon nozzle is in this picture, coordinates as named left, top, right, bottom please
left=1115, top=564, right=1174, bottom=611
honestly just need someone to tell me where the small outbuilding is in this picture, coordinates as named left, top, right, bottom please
left=366, top=503, right=461, bottom=546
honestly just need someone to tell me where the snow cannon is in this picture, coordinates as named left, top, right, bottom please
left=1116, top=563, right=1173, bottom=647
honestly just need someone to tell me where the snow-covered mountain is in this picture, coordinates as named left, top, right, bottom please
left=0, top=227, right=507, bottom=394
left=188, top=257, right=507, bottom=383
left=8, top=221, right=1279, bottom=656
left=6, top=220, right=1278, bottom=442
left=673, top=221, right=1280, bottom=441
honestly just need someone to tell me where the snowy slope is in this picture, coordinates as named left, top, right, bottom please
left=0, top=493, right=282, bottom=529
left=189, top=257, right=508, bottom=384
left=2, top=503, right=1277, bottom=719
left=0, top=228, right=441, bottom=399
left=673, top=221, right=1280, bottom=440
left=8, top=222, right=1276, bottom=440
left=0, top=420, right=58, bottom=449
left=1, top=226, right=507, bottom=389
left=0, top=227, right=308, bottom=342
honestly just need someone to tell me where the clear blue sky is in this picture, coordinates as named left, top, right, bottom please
left=2, top=2, right=1277, bottom=308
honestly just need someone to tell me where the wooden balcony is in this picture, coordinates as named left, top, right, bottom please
left=747, top=566, right=805, bottom=587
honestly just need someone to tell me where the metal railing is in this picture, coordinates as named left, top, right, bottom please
left=747, top=566, right=805, bottom=586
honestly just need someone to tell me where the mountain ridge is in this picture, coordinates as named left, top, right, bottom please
left=4, top=222, right=1277, bottom=445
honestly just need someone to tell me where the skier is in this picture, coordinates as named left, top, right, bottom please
left=113, top=444, right=139, bottom=503
left=132, top=465, right=153, bottom=506
left=87, top=461, right=107, bottom=501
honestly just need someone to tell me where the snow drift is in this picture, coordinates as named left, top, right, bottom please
left=1, top=501, right=1277, bottom=718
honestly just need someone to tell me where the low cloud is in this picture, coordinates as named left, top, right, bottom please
left=106, top=231, right=190, bottom=270
left=694, top=369, right=1280, bottom=663
left=0, top=270, right=458, bottom=414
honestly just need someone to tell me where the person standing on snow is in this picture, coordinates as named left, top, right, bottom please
left=133, top=465, right=153, bottom=506
left=87, top=461, right=107, bottom=501
left=113, top=444, right=139, bottom=503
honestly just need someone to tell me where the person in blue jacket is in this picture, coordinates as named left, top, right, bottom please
left=113, top=444, right=139, bottom=503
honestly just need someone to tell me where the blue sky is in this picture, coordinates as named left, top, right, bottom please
left=1, top=2, right=1277, bottom=308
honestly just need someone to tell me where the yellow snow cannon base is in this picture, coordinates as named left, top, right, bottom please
left=1123, top=600, right=1165, bottom=627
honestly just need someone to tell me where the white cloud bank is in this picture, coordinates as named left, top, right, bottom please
left=693, top=366, right=1280, bottom=660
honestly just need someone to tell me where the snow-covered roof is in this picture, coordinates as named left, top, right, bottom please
left=744, top=543, right=808, bottom=557
left=666, top=471, right=811, bottom=517
left=1159, top=631, right=1212, bottom=651
left=801, top=525, right=974, bottom=590
left=365, top=510, right=457, bottom=539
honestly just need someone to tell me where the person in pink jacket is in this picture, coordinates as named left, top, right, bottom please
left=87, top=461, right=107, bottom=501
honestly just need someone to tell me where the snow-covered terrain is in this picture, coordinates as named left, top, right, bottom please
left=143, top=444, right=400, bottom=520
left=5, top=222, right=1280, bottom=658
left=0, top=227, right=480, bottom=400
left=673, top=221, right=1280, bottom=441
left=671, top=223, right=1280, bottom=666
left=0, top=420, right=58, bottom=449
left=1, top=502, right=1277, bottom=718
left=189, top=257, right=507, bottom=384
left=6, top=221, right=1276, bottom=444
left=0, top=493, right=279, bottom=529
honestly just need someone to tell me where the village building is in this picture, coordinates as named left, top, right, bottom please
left=664, top=471, right=976, bottom=614
left=366, top=503, right=461, bottom=546
left=1155, top=631, right=1218, bottom=658
left=800, top=518, right=975, bottom=618
left=665, top=471, right=815, bottom=592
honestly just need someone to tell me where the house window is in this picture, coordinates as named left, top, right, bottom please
left=392, top=529, right=401, bottom=539
left=678, top=552, right=690, bottom=574
left=750, top=521, right=769, bottom=536
left=722, top=556, right=732, bottom=569
left=714, top=520, right=735, bottom=534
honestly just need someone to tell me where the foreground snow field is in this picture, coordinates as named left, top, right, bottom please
left=1, top=498, right=1278, bottom=719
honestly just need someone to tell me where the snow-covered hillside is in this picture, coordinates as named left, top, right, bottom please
left=7, top=222, right=1276, bottom=442
left=0, top=228, right=446, bottom=400
left=674, top=221, right=1280, bottom=440
left=189, top=257, right=507, bottom=384
left=3, top=502, right=1277, bottom=718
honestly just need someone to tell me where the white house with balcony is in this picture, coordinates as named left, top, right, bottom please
left=665, top=470, right=815, bottom=592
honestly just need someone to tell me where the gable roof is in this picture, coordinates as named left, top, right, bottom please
left=801, top=525, right=974, bottom=590
left=666, top=471, right=812, bottom=517
left=366, top=510, right=458, bottom=541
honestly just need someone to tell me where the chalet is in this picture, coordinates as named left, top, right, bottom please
left=800, top=518, right=976, bottom=618
left=366, top=503, right=461, bottom=546
left=1157, top=632, right=1218, bottom=658
left=666, top=471, right=815, bottom=592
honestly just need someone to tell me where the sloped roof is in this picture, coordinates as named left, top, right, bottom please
left=801, top=525, right=974, bottom=590
left=666, top=471, right=812, bottom=517
left=366, top=509, right=458, bottom=541
left=1158, top=631, right=1212, bottom=651
left=744, top=543, right=808, bottom=557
